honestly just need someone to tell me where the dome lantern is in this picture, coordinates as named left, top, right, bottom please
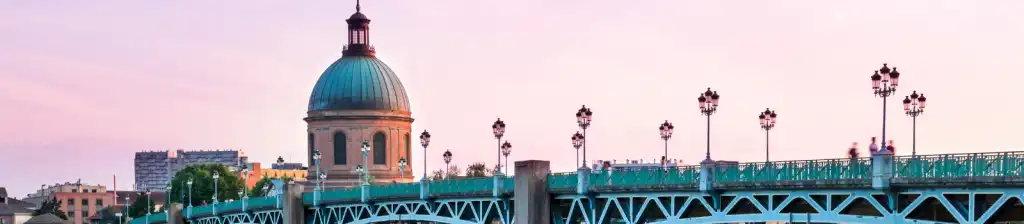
left=344, top=0, right=374, bottom=57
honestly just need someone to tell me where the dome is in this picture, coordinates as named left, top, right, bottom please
left=307, top=56, right=411, bottom=112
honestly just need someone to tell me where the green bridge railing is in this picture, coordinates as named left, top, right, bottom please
left=140, top=151, right=1024, bottom=223
left=895, top=151, right=1024, bottom=178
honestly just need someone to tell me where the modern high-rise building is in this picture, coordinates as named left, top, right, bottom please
left=134, top=149, right=248, bottom=192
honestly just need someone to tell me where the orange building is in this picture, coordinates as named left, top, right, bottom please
left=238, top=162, right=309, bottom=189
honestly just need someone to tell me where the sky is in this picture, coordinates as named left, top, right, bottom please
left=2, top=0, right=1024, bottom=197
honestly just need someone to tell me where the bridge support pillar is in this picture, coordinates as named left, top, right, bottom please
left=514, top=160, right=551, bottom=224
left=699, top=159, right=716, bottom=192
left=576, top=167, right=590, bottom=194
left=282, top=182, right=305, bottom=224
left=420, top=179, right=430, bottom=200
left=872, top=150, right=894, bottom=190
left=167, top=203, right=183, bottom=224
left=360, top=184, right=370, bottom=203
left=493, top=174, right=505, bottom=197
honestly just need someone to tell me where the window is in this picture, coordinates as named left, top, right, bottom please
left=72, top=189, right=78, bottom=193
left=333, top=132, right=348, bottom=165
left=81, top=199, right=88, bottom=205
left=373, top=132, right=387, bottom=165
left=405, top=133, right=411, bottom=164
left=95, top=199, right=103, bottom=206
left=308, top=133, right=315, bottom=166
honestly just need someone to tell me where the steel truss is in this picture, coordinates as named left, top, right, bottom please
left=308, top=198, right=514, bottom=224
left=191, top=210, right=283, bottom=224
left=552, top=188, right=1024, bottom=224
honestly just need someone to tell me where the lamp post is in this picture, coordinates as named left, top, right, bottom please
left=571, top=132, right=583, bottom=167
left=903, top=91, right=927, bottom=156
left=492, top=118, right=506, bottom=174
left=361, top=141, right=371, bottom=185
left=186, top=177, right=193, bottom=215
left=237, top=191, right=244, bottom=211
left=501, top=141, right=512, bottom=173
left=870, top=63, right=901, bottom=153
left=697, top=88, right=720, bottom=162
left=575, top=105, right=593, bottom=168
left=123, top=196, right=130, bottom=220
left=318, top=172, right=326, bottom=190
left=355, top=165, right=365, bottom=184
left=312, top=149, right=321, bottom=205
left=241, top=163, right=249, bottom=200
left=443, top=150, right=453, bottom=179
left=420, top=130, right=431, bottom=180
left=212, top=172, right=219, bottom=204
left=167, top=185, right=172, bottom=211
left=398, top=158, right=408, bottom=180
left=759, top=108, right=777, bottom=162
left=144, top=189, right=151, bottom=223
left=658, top=120, right=674, bottom=162
left=115, top=212, right=122, bottom=224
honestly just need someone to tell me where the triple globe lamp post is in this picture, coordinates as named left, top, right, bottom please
left=870, top=63, right=901, bottom=153
left=420, top=130, right=431, bottom=180
left=492, top=118, right=507, bottom=174
left=759, top=108, right=777, bottom=162
left=575, top=106, right=593, bottom=168
left=903, top=91, right=927, bottom=156
left=697, top=88, right=721, bottom=162
left=659, top=120, right=674, bottom=163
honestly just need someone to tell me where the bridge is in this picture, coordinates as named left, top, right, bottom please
left=132, top=151, right=1024, bottom=224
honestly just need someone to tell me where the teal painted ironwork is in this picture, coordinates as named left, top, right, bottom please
left=548, top=172, right=578, bottom=190
left=369, top=182, right=419, bottom=199
left=502, top=176, right=515, bottom=194
left=716, top=157, right=871, bottom=183
left=304, top=187, right=362, bottom=205
left=130, top=212, right=168, bottom=224
left=428, top=177, right=494, bottom=196
left=894, top=151, right=1024, bottom=178
left=309, top=198, right=514, bottom=224
left=248, top=196, right=281, bottom=209
left=308, top=56, right=411, bottom=112
left=190, top=204, right=215, bottom=216
left=589, top=166, right=700, bottom=189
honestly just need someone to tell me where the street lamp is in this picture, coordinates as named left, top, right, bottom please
left=262, top=185, right=270, bottom=197
left=241, top=163, right=249, bottom=200
left=443, top=150, right=453, bottom=179
left=398, top=158, right=408, bottom=180
left=318, top=172, right=326, bottom=189
left=355, top=165, right=365, bottom=184
left=361, top=141, right=371, bottom=185
left=186, top=178, right=193, bottom=213
left=115, top=212, right=122, bottom=224
left=492, top=118, right=506, bottom=174
left=870, top=63, right=901, bottom=153
left=658, top=120, right=674, bottom=163
left=903, top=91, right=927, bottom=156
left=575, top=105, right=593, bottom=168
left=419, top=130, right=431, bottom=180
left=237, top=191, right=245, bottom=211
left=144, top=189, right=151, bottom=215
left=123, top=196, right=130, bottom=220
left=571, top=132, right=583, bottom=167
left=697, top=88, right=720, bottom=162
left=759, top=108, right=777, bottom=162
left=501, top=141, right=512, bottom=173
left=212, top=172, right=219, bottom=204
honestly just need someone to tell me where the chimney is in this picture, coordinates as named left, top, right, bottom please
left=113, top=175, right=117, bottom=205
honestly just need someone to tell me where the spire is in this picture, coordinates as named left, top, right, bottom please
left=356, top=0, right=361, bottom=12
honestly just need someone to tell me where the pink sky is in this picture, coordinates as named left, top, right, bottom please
left=2, top=0, right=1024, bottom=197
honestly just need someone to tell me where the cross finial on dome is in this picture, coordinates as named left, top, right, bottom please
left=356, top=0, right=361, bottom=12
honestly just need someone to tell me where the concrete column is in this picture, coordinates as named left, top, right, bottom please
left=360, top=184, right=370, bottom=203
left=419, top=179, right=430, bottom=200
left=699, top=159, right=716, bottom=192
left=576, top=167, right=590, bottom=195
left=282, top=183, right=305, bottom=224
left=166, top=204, right=183, bottom=224
left=872, top=150, right=893, bottom=190
left=493, top=174, right=504, bottom=197
left=514, top=160, right=551, bottom=224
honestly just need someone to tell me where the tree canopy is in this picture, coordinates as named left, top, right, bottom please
left=166, top=163, right=244, bottom=207
left=126, top=192, right=155, bottom=218
left=32, top=197, right=68, bottom=220
left=430, top=165, right=461, bottom=180
left=249, top=175, right=292, bottom=197
left=466, top=163, right=490, bottom=177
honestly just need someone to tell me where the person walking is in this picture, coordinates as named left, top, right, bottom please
left=848, top=142, right=860, bottom=159
left=868, top=137, right=879, bottom=154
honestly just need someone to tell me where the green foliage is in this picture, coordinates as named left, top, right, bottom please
left=167, top=163, right=244, bottom=207
left=430, top=165, right=461, bottom=180
left=126, top=193, right=155, bottom=218
left=466, top=162, right=490, bottom=177
left=94, top=207, right=125, bottom=224
left=32, top=197, right=68, bottom=220
left=250, top=175, right=294, bottom=197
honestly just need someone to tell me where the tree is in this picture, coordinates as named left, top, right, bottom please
left=167, top=164, right=244, bottom=207
left=126, top=193, right=155, bottom=218
left=466, top=163, right=491, bottom=177
left=250, top=175, right=293, bottom=197
left=94, top=207, right=125, bottom=224
left=32, top=197, right=68, bottom=220
left=429, top=165, right=461, bottom=180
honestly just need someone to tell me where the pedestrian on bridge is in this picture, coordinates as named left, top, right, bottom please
left=869, top=137, right=879, bottom=154
left=887, top=140, right=896, bottom=154
left=848, top=142, right=860, bottom=159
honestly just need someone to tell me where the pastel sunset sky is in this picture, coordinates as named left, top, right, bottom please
left=2, top=0, right=1023, bottom=197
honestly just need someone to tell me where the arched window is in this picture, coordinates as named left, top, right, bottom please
left=373, top=132, right=387, bottom=165
left=307, top=133, right=315, bottom=166
left=333, top=132, right=347, bottom=165
left=405, top=133, right=412, bottom=166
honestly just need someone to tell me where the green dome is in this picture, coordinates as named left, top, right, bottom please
left=308, top=56, right=411, bottom=112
